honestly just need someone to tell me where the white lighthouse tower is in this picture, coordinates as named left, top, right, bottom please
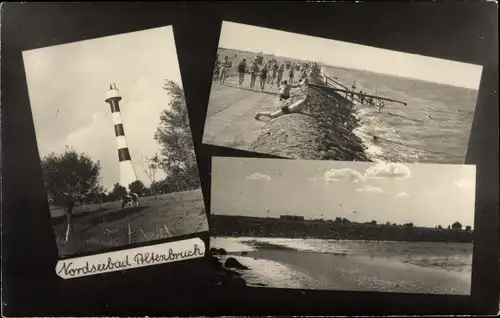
left=104, top=83, right=138, bottom=190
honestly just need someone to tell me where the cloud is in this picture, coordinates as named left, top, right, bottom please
left=323, top=168, right=365, bottom=183
left=356, top=185, right=385, bottom=194
left=246, top=172, right=271, bottom=181
left=365, top=162, right=411, bottom=179
left=396, top=191, right=410, bottom=198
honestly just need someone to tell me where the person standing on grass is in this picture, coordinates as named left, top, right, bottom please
left=259, top=64, right=269, bottom=91
left=249, top=59, right=260, bottom=90
left=237, top=58, right=248, bottom=86
left=255, top=77, right=309, bottom=120
left=219, top=56, right=230, bottom=85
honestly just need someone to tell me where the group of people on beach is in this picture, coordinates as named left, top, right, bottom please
left=214, top=53, right=320, bottom=91
left=234, top=57, right=305, bottom=91
left=212, top=53, right=321, bottom=120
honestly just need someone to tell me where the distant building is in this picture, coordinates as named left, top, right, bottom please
left=280, top=215, right=304, bottom=221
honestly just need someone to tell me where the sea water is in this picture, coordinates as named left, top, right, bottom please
left=212, top=236, right=472, bottom=272
left=321, top=66, right=479, bottom=164
left=212, top=236, right=473, bottom=291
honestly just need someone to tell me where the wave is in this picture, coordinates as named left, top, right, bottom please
left=218, top=255, right=318, bottom=289
left=211, top=236, right=258, bottom=252
left=213, top=236, right=350, bottom=254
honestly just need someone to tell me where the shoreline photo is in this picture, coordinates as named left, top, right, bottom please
left=23, top=26, right=208, bottom=257
left=203, top=21, right=483, bottom=164
left=210, top=156, right=476, bottom=295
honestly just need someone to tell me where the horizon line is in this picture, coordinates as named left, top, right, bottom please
left=218, top=46, right=481, bottom=90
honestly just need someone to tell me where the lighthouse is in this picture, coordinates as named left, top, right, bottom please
left=104, top=83, right=138, bottom=190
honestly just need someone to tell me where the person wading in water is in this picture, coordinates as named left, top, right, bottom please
left=254, top=78, right=309, bottom=120
left=350, top=81, right=357, bottom=101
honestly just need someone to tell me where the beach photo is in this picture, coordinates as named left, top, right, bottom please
left=203, top=21, right=483, bottom=164
left=23, top=26, right=208, bottom=257
left=210, top=156, right=476, bottom=295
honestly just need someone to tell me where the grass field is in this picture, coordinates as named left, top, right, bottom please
left=52, top=189, right=209, bottom=257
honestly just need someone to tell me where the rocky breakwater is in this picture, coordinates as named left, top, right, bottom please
left=206, top=248, right=249, bottom=288
left=249, top=77, right=369, bottom=161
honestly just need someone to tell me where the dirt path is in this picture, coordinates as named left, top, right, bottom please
left=203, top=76, right=280, bottom=151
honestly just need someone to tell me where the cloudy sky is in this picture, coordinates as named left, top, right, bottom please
left=23, top=25, right=184, bottom=191
left=211, top=157, right=476, bottom=228
left=219, top=21, right=483, bottom=90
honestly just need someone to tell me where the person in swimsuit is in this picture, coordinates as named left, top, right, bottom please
left=259, top=64, right=269, bottom=91
left=276, top=64, right=284, bottom=87
left=254, top=78, right=309, bottom=120
left=350, top=81, right=357, bottom=101
left=219, top=56, right=230, bottom=84
left=359, top=91, right=365, bottom=104
left=270, top=62, right=279, bottom=86
left=249, top=59, right=259, bottom=90
left=237, top=58, right=248, bottom=86
left=213, top=59, right=220, bottom=80
left=277, top=80, right=292, bottom=101
left=266, top=61, right=273, bottom=84
left=288, top=65, right=295, bottom=84
left=377, top=100, right=385, bottom=113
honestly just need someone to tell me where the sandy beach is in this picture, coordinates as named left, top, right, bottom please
left=213, top=237, right=471, bottom=295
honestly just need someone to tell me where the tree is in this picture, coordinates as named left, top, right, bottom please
left=465, top=225, right=472, bottom=231
left=139, top=154, right=160, bottom=198
left=370, top=220, right=377, bottom=225
left=451, top=222, right=462, bottom=230
left=403, top=222, right=414, bottom=228
left=128, top=180, right=146, bottom=195
left=437, top=225, right=443, bottom=229
left=109, top=183, right=127, bottom=200
left=447, top=225, right=451, bottom=230
left=154, top=80, right=200, bottom=192
left=40, top=146, right=102, bottom=241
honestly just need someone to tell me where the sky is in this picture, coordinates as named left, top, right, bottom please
left=218, top=21, right=483, bottom=90
left=211, top=157, right=476, bottom=229
left=23, top=25, right=185, bottom=191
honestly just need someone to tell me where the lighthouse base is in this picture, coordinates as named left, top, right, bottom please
left=119, top=160, right=138, bottom=190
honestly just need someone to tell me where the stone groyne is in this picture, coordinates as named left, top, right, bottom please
left=249, top=75, right=369, bottom=161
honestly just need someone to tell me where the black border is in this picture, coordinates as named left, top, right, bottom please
left=2, top=1, right=498, bottom=316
